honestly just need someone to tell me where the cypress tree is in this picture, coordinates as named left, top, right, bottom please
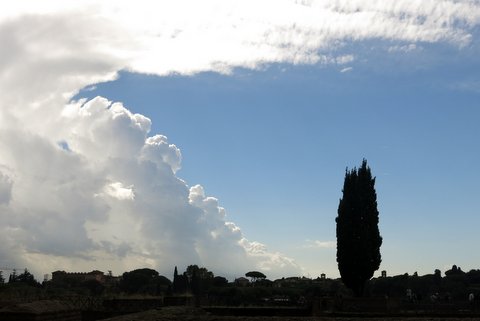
left=336, top=159, right=382, bottom=296
left=173, top=266, right=178, bottom=293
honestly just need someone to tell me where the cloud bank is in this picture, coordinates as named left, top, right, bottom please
left=0, top=95, right=301, bottom=278
left=0, top=0, right=479, bottom=279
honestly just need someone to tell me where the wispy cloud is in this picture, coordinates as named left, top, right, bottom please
left=4, top=0, right=479, bottom=75
left=304, top=240, right=336, bottom=249
left=449, top=80, right=480, bottom=93
left=388, top=44, right=420, bottom=53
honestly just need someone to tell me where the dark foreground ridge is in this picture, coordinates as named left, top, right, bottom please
left=3, top=298, right=480, bottom=321
left=101, top=306, right=480, bottom=321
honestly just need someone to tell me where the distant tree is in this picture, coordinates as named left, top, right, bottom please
left=191, top=268, right=200, bottom=296
left=173, top=266, right=178, bottom=292
left=466, top=269, right=480, bottom=284
left=184, top=265, right=214, bottom=295
left=256, top=278, right=273, bottom=287
left=213, top=276, right=229, bottom=287
left=173, top=266, right=188, bottom=294
left=445, top=265, right=465, bottom=276
left=0, top=271, right=4, bottom=284
left=157, top=275, right=171, bottom=286
left=10, top=269, right=39, bottom=287
left=433, top=269, right=442, bottom=290
left=8, top=269, right=17, bottom=283
left=185, top=265, right=214, bottom=281
left=245, top=271, right=266, bottom=282
left=336, top=159, right=382, bottom=296
left=120, top=268, right=171, bottom=295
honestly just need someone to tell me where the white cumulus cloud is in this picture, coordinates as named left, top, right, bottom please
left=103, top=182, right=135, bottom=201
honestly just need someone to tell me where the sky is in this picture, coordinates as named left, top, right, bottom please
left=0, top=0, right=480, bottom=281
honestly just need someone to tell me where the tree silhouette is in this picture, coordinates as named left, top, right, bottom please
left=245, top=271, right=266, bottom=282
left=336, top=159, right=382, bottom=296
left=8, top=269, right=39, bottom=287
left=213, top=276, right=228, bottom=287
left=8, top=269, right=16, bottom=283
left=185, top=265, right=214, bottom=295
left=185, top=265, right=214, bottom=281
left=173, top=266, right=189, bottom=294
left=120, top=268, right=171, bottom=295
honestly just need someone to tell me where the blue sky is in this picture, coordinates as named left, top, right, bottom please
left=2, top=1, right=480, bottom=280
left=77, top=52, right=480, bottom=277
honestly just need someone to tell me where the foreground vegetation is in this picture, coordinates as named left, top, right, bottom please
left=1, top=264, right=479, bottom=306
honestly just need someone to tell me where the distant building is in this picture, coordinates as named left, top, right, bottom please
left=51, top=270, right=106, bottom=284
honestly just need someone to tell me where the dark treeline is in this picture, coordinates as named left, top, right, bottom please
left=369, top=265, right=480, bottom=301
left=1, top=264, right=480, bottom=306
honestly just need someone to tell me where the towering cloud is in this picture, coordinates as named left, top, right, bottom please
left=0, top=94, right=301, bottom=278
left=0, top=0, right=479, bottom=279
